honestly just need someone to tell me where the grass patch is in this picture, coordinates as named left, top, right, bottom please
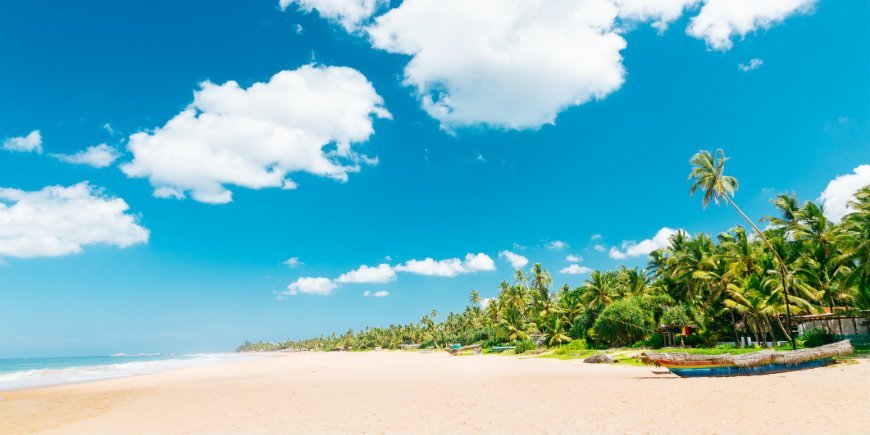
left=539, top=349, right=595, bottom=360
left=613, top=356, right=646, bottom=366
left=658, top=346, right=765, bottom=355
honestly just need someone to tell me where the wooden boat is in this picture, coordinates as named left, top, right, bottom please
left=642, top=339, right=853, bottom=377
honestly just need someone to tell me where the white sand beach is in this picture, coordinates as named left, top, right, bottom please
left=1, top=351, right=868, bottom=434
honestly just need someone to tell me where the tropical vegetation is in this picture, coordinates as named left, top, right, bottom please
left=238, top=150, right=869, bottom=353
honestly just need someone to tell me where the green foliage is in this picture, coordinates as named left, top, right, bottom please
left=798, top=327, right=838, bottom=348
left=642, top=333, right=664, bottom=348
left=562, top=339, right=587, bottom=351
left=513, top=339, right=537, bottom=354
left=592, top=297, right=656, bottom=347
left=660, top=305, right=692, bottom=326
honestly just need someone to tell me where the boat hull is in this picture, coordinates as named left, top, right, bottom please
left=666, top=358, right=833, bottom=378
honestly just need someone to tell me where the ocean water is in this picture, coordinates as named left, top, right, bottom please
left=0, top=353, right=257, bottom=392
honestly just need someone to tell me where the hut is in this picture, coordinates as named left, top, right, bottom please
left=658, top=323, right=698, bottom=347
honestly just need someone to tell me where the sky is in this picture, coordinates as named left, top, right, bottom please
left=0, top=0, right=868, bottom=358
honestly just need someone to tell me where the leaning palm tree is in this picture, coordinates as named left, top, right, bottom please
left=689, top=149, right=796, bottom=348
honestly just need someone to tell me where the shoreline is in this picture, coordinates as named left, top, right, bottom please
left=2, top=351, right=868, bottom=434
left=0, top=352, right=267, bottom=394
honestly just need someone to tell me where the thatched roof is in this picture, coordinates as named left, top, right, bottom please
left=642, top=340, right=853, bottom=368
left=774, top=340, right=853, bottom=365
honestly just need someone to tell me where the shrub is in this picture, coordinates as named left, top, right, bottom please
left=593, top=297, right=656, bottom=347
left=514, top=339, right=537, bottom=354
left=642, top=333, right=664, bottom=349
left=563, top=339, right=587, bottom=351
left=799, top=327, right=837, bottom=348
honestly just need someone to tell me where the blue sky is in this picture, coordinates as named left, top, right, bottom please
left=0, top=0, right=867, bottom=357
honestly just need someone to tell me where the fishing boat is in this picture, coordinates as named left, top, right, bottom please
left=642, top=339, right=853, bottom=377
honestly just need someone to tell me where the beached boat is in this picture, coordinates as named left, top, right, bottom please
left=642, top=339, right=853, bottom=377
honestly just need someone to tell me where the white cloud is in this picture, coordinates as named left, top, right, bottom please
left=0, top=182, right=149, bottom=258
left=295, top=24, right=304, bottom=34
left=559, top=264, right=593, bottom=275
left=609, top=227, right=681, bottom=259
left=363, top=290, right=389, bottom=297
left=102, top=123, right=115, bottom=135
left=398, top=257, right=460, bottom=276
left=281, top=0, right=387, bottom=31
left=499, top=250, right=529, bottom=269
left=53, top=144, right=121, bottom=168
left=594, top=244, right=606, bottom=252
left=2, top=130, right=42, bottom=153
left=819, top=165, right=870, bottom=223
left=121, top=65, right=390, bottom=204
left=687, top=0, right=816, bottom=50
left=615, top=0, right=700, bottom=31
left=283, top=257, right=303, bottom=268
left=366, top=0, right=627, bottom=130
left=336, top=263, right=396, bottom=284
left=464, top=253, right=497, bottom=272
left=738, top=58, right=764, bottom=72
left=546, top=240, right=568, bottom=250
left=284, top=277, right=337, bottom=296
left=395, top=253, right=495, bottom=277
left=590, top=234, right=603, bottom=240
left=608, top=247, right=627, bottom=260
left=566, top=254, right=583, bottom=262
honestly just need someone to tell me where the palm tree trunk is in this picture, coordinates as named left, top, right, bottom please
left=829, top=293, right=844, bottom=337
left=752, top=318, right=761, bottom=345
left=773, top=314, right=792, bottom=344
left=723, top=195, right=797, bottom=349
left=729, top=311, right=740, bottom=345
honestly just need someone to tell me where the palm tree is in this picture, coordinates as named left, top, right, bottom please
left=689, top=149, right=796, bottom=348
left=836, top=185, right=870, bottom=307
left=582, top=270, right=615, bottom=310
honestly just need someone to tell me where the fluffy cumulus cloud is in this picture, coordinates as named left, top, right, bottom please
left=53, top=144, right=121, bottom=168
left=336, top=263, right=396, bottom=284
left=609, top=227, right=682, bottom=259
left=281, top=0, right=386, bottom=31
left=285, top=0, right=812, bottom=130
left=560, top=264, right=593, bottom=275
left=121, top=65, right=390, bottom=204
left=2, top=130, right=42, bottom=153
left=395, top=253, right=496, bottom=277
left=687, top=0, right=816, bottom=50
left=819, top=165, right=870, bottom=223
left=284, top=277, right=337, bottom=296
left=499, top=250, right=529, bottom=269
left=615, top=0, right=700, bottom=30
left=363, top=290, right=389, bottom=297
left=566, top=254, right=583, bottom=262
left=366, top=0, right=627, bottom=130
left=0, top=182, right=149, bottom=258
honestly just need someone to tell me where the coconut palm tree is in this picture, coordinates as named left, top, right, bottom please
left=689, top=149, right=797, bottom=348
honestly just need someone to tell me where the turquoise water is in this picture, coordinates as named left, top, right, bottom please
left=0, top=353, right=256, bottom=392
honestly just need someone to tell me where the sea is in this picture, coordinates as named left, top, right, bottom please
left=0, top=353, right=258, bottom=392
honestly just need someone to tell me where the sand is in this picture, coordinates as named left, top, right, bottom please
left=1, top=351, right=868, bottom=434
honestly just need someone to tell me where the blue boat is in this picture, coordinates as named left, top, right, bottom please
left=667, top=358, right=833, bottom=378
left=643, top=340, right=852, bottom=378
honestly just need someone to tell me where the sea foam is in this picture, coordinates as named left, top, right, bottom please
left=0, top=353, right=258, bottom=392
